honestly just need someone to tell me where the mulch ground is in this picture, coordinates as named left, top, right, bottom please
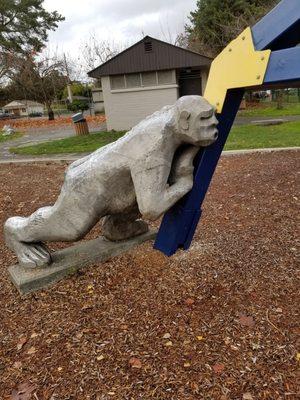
left=0, top=151, right=299, bottom=400
left=0, top=115, right=106, bottom=132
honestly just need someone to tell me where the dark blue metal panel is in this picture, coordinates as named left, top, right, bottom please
left=154, top=89, right=244, bottom=256
left=252, top=0, right=300, bottom=51
left=264, top=47, right=300, bottom=85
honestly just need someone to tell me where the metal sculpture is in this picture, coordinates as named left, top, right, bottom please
left=155, top=0, right=300, bottom=255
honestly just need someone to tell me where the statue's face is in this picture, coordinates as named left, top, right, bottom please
left=188, top=106, right=219, bottom=147
left=178, top=98, right=219, bottom=147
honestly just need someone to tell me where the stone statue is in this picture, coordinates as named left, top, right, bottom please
left=4, top=96, right=218, bottom=269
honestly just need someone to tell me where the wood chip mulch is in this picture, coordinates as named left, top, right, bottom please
left=0, top=151, right=299, bottom=399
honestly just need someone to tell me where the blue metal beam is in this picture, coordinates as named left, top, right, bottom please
left=154, top=89, right=244, bottom=256
left=264, top=47, right=300, bottom=85
left=252, top=0, right=300, bottom=51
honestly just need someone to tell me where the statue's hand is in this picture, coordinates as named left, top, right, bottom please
left=169, top=146, right=199, bottom=184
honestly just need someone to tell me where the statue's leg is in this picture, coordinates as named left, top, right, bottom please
left=102, top=205, right=149, bottom=241
left=4, top=188, right=104, bottom=269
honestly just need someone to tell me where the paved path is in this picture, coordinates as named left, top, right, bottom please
left=0, top=147, right=298, bottom=165
left=234, top=114, right=300, bottom=125
left=1, top=115, right=299, bottom=163
left=0, top=123, right=106, bottom=162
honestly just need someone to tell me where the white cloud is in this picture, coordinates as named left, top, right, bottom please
left=44, top=0, right=197, bottom=52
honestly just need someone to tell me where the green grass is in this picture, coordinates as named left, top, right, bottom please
left=10, top=131, right=125, bottom=155
left=9, top=122, right=300, bottom=156
left=0, top=132, right=22, bottom=143
left=225, top=120, right=300, bottom=150
left=238, top=102, right=300, bottom=117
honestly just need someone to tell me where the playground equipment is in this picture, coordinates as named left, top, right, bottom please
left=155, top=0, right=300, bottom=256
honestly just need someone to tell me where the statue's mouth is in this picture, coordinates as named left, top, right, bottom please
left=198, top=128, right=219, bottom=147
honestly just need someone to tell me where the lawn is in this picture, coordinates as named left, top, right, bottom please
left=10, top=121, right=300, bottom=156
left=10, top=130, right=125, bottom=155
left=224, top=120, right=300, bottom=150
left=0, top=132, right=22, bottom=143
left=238, top=102, right=300, bottom=117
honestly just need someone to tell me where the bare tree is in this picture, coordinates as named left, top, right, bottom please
left=8, top=53, right=67, bottom=120
left=80, top=34, right=126, bottom=72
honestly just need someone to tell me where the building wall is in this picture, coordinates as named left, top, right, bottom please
left=102, top=72, right=179, bottom=131
left=27, top=105, right=44, bottom=115
left=201, top=68, right=209, bottom=94
left=5, top=105, right=43, bottom=116
left=92, top=88, right=104, bottom=113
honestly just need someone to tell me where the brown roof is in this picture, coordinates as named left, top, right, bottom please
left=88, top=36, right=212, bottom=78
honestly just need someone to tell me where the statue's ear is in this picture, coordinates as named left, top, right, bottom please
left=179, top=110, right=191, bottom=131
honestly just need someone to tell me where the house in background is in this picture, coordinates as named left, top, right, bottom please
left=3, top=100, right=44, bottom=116
left=88, top=36, right=212, bottom=131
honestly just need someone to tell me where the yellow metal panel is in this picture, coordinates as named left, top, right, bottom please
left=204, top=27, right=271, bottom=113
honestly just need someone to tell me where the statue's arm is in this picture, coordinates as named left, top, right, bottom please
left=131, top=162, right=193, bottom=221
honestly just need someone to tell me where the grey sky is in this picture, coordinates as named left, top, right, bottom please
left=44, top=0, right=197, bottom=55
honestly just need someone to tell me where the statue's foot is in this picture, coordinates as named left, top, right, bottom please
left=4, top=217, right=51, bottom=269
left=11, top=241, right=51, bottom=269
left=102, top=217, right=149, bottom=242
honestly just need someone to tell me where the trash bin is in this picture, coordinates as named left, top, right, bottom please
left=72, top=112, right=89, bottom=136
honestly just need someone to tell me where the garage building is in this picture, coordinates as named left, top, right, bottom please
left=88, top=36, right=212, bottom=131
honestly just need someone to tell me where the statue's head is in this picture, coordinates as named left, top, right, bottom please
left=175, top=96, right=218, bottom=146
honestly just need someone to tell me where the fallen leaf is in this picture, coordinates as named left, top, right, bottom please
left=185, top=298, right=195, bottom=306
left=27, top=347, right=36, bottom=355
left=212, top=363, right=225, bottom=374
left=243, top=393, right=254, bottom=400
left=13, top=361, right=22, bottom=369
left=224, top=337, right=231, bottom=345
left=128, top=357, right=142, bottom=369
left=57, top=367, right=63, bottom=372
left=17, top=337, right=27, bottom=351
left=165, top=341, right=173, bottom=347
left=296, top=353, right=300, bottom=362
left=30, top=333, right=38, bottom=339
left=81, top=304, right=93, bottom=311
left=162, top=333, right=171, bottom=339
left=190, top=382, right=199, bottom=393
left=97, top=355, right=105, bottom=361
left=239, top=315, right=255, bottom=327
left=184, top=362, right=191, bottom=368
left=251, top=342, right=261, bottom=350
left=76, top=332, right=83, bottom=340
left=197, top=336, right=204, bottom=341
left=11, top=382, right=37, bottom=400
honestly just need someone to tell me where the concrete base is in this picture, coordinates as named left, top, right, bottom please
left=9, top=230, right=157, bottom=295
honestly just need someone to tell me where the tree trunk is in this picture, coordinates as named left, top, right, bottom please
left=276, top=90, right=284, bottom=110
left=48, top=108, right=55, bottom=120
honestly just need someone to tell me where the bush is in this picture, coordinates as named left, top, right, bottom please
left=67, top=100, right=89, bottom=113
left=29, top=112, right=43, bottom=117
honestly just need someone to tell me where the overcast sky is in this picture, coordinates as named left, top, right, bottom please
left=44, top=0, right=197, bottom=58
